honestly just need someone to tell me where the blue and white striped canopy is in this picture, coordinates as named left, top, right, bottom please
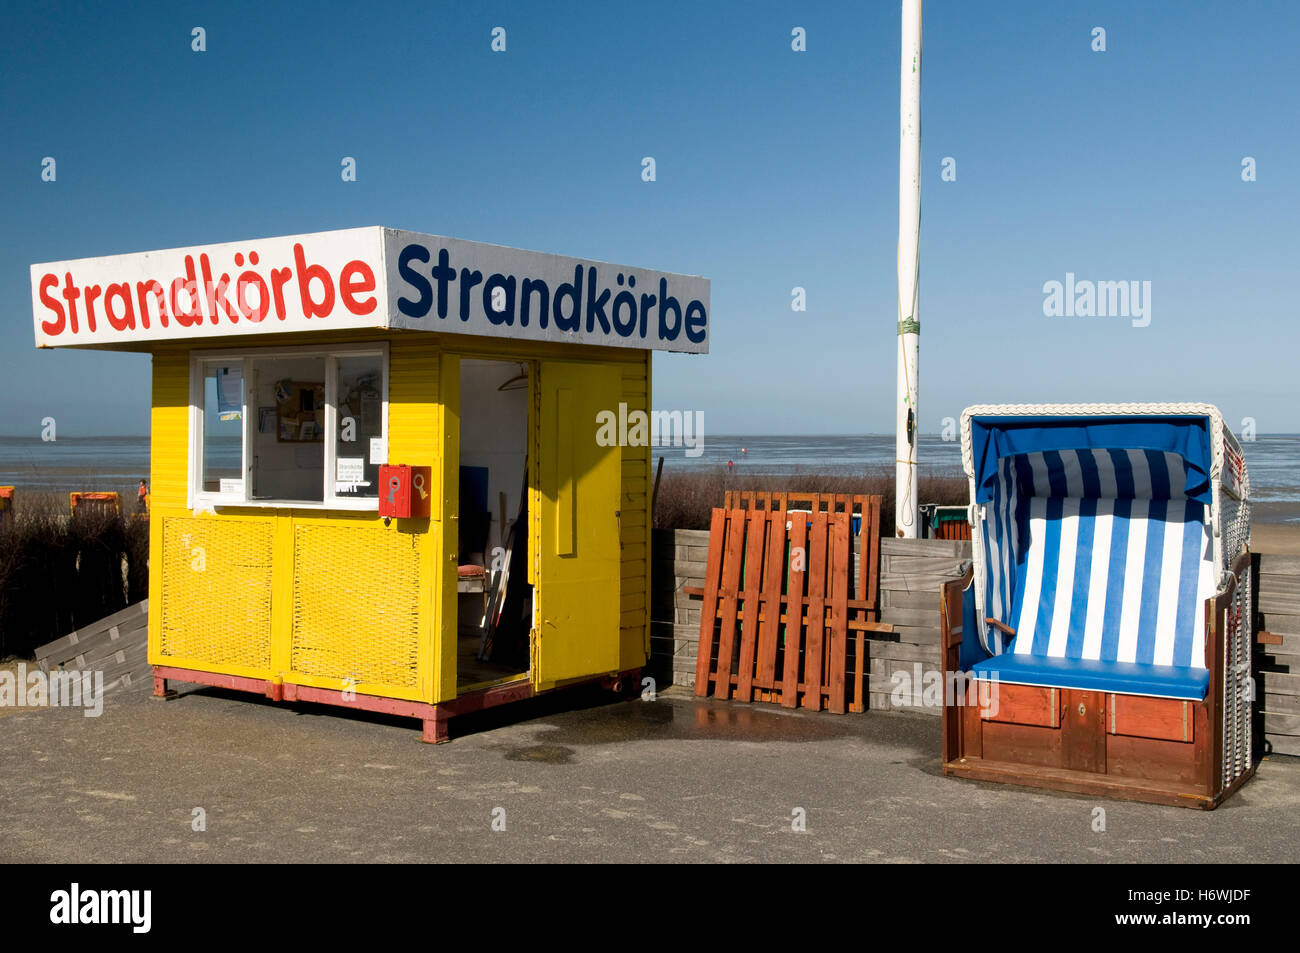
left=970, top=416, right=1214, bottom=505
left=970, top=414, right=1218, bottom=679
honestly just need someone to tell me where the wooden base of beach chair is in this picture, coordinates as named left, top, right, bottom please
left=939, top=558, right=1256, bottom=811
left=943, top=754, right=1256, bottom=810
left=941, top=681, right=1240, bottom=809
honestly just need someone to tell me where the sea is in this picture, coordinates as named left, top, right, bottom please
left=3, top=433, right=1298, bottom=513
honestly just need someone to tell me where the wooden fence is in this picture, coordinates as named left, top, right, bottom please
left=1255, top=554, right=1300, bottom=756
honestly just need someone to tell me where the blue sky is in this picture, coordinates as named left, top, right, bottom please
left=2, top=0, right=1297, bottom=436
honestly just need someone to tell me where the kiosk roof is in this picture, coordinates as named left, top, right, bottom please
left=31, top=226, right=710, bottom=354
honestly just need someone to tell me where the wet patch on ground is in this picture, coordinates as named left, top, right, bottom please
left=525, top=695, right=860, bottom=746
left=496, top=743, right=576, bottom=765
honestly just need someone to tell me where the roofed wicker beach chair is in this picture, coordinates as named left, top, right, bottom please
left=940, top=403, right=1255, bottom=808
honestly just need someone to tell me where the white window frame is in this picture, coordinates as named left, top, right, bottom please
left=189, top=342, right=390, bottom=511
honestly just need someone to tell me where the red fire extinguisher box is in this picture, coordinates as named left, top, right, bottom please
left=379, top=464, right=432, bottom=519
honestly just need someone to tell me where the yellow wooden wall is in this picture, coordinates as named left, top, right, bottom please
left=619, top=352, right=651, bottom=672
left=146, top=333, right=649, bottom=707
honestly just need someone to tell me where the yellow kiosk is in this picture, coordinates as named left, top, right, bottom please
left=31, top=227, right=710, bottom=740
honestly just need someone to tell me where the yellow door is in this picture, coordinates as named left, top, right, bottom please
left=534, top=360, right=622, bottom=690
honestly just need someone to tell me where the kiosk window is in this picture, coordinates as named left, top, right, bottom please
left=201, top=363, right=244, bottom=496
left=334, top=355, right=383, bottom=499
left=192, top=346, right=387, bottom=508
left=250, top=356, right=326, bottom=502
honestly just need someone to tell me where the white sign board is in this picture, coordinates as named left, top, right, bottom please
left=336, top=457, right=366, bottom=483
left=32, top=227, right=709, bottom=354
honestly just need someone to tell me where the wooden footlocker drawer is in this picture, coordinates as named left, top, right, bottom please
left=980, top=683, right=1060, bottom=728
left=1108, top=694, right=1194, bottom=743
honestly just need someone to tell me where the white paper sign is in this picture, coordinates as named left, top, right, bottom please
left=336, top=457, right=365, bottom=483
left=369, top=437, right=387, bottom=465
left=219, top=479, right=244, bottom=495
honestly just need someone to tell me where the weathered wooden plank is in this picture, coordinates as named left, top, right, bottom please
left=828, top=513, right=850, bottom=713
left=711, top=511, right=747, bottom=701
left=868, top=672, right=940, bottom=696
left=756, top=511, right=785, bottom=690
left=1256, top=670, right=1300, bottom=694
left=880, top=606, right=944, bottom=627
left=881, top=538, right=970, bottom=557
left=1263, top=693, right=1300, bottom=715
left=733, top=509, right=767, bottom=703
left=74, top=621, right=148, bottom=667
left=1256, top=611, right=1300, bottom=638
left=40, top=619, right=147, bottom=670
left=782, top=516, right=809, bottom=709
left=880, top=555, right=972, bottom=574
left=1263, top=711, right=1300, bottom=735
left=34, top=601, right=149, bottom=663
left=882, top=588, right=944, bottom=610
left=864, top=496, right=881, bottom=613
left=865, top=641, right=939, bottom=663
left=880, top=573, right=966, bottom=591
left=853, top=495, right=880, bottom=712
left=693, top=508, right=727, bottom=697
left=1258, top=592, right=1300, bottom=614
left=887, top=625, right=944, bottom=644
left=803, top=512, right=828, bottom=712
left=1255, top=574, right=1300, bottom=596
left=1268, top=734, right=1300, bottom=756
left=1256, top=554, right=1300, bottom=575
left=93, top=640, right=150, bottom=681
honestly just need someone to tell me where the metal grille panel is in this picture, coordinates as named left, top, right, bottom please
left=159, top=516, right=274, bottom=670
left=291, top=523, right=422, bottom=691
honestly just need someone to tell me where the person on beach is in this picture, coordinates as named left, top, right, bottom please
left=137, top=479, right=148, bottom=512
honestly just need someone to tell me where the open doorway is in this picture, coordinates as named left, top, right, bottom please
left=456, top=359, right=533, bottom=690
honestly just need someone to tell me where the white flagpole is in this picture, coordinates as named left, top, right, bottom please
left=895, top=0, right=922, bottom=538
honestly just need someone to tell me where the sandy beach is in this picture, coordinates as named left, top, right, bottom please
left=1250, top=523, right=1300, bottom=554
left=1245, top=503, right=1300, bottom=553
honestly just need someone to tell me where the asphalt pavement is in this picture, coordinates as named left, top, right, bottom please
left=2, top=682, right=1296, bottom=863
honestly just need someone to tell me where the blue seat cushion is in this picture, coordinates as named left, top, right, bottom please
left=970, top=653, right=1208, bottom=700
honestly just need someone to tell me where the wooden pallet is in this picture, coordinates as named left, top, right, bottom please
left=694, top=496, right=887, bottom=712
left=35, top=600, right=150, bottom=695
left=724, top=490, right=876, bottom=516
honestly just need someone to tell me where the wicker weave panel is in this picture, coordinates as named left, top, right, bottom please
left=291, top=523, right=422, bottom=690
left=159, top=516, right=274, bottom=670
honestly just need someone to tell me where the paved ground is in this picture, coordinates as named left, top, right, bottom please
left=1, top=682, right=1296, bottom=863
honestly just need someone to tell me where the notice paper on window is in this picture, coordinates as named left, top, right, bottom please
left=369, top=437, right=387, bottom=465
left=216, top=366, right=243, bottom=421
left=336, top=457, right=366, bottom=483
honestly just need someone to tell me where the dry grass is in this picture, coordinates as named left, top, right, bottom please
left=651, top=467, right=968, bottom=535
left=0, top=493, right=148, bottom=660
